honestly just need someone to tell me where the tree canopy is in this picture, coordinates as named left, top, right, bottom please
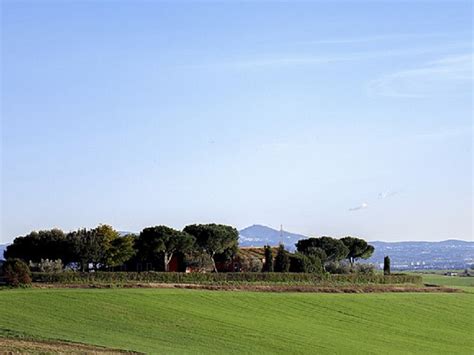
left=71, top=225, right=127, bottom=271
left=340, top=236, right=374, bottom=265
left=295, top=237, right=349, bottom=263
left=136, top=226, right=195, bottom=271
left=4, top=229, right=75, bottom=264
left=183, top=224, right=238, bottom=272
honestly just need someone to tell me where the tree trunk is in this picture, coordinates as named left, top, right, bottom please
left=164, top=252, right=173, bottom=272
left=211, top=252, right=218, bottom=273
left=164, top=253, right=169, bottom=272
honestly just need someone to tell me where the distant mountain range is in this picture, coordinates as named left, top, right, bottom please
left=238, top=224, right=473, bottom=270
left=239, top=224, right=305, bottom=250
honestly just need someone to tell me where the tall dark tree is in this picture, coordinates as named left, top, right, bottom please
left=262, top=245, right=273, bottom=272
left=136, top=226, right=195, bottom=271
left=69, top=228, right=105, bottom=271
left=384, top=256, right=391, bottom=275
left=183, top=224, right=238, bottom=272
left=296, top=237, right=349, bottom=264
left=340, top=237, right=374, bottom=265
left=4, top=229, right=75, bottom=265
left=274, top=244, right=290, bottom=272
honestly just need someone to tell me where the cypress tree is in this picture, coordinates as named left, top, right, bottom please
left=274, top=244, right=290, bottom=272
left=383, top=256, right=391, bottom=275
left=263, top=245, right=273, bottom=272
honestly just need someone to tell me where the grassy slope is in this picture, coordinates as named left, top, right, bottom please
left=420, top=274, right=474, bottom=287
left=0, top=289, right=472, bottom=354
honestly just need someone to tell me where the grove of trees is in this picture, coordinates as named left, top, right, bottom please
left=3, top=224, right=375, bottom=277
left=4, top=223, right=240, bottom=273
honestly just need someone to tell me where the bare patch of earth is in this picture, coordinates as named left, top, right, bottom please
left=0, top=337, right=141, bottom=354
left=32, top=283, right=461, bottom=293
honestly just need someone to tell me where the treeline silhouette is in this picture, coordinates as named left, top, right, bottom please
left=4, top=224, right=375, bottom=274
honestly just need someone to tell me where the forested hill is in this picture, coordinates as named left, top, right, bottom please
left=239, top=224, right=305, bottom=250
left=238, top=225, right=473, bottom=270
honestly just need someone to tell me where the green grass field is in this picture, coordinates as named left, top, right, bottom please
left=0, top=289, right=473, bottom=354
left=420, top=274, right=474, bottom=287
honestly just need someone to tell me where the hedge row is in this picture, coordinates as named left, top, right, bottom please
left=31, top=272, right=422, bottom=285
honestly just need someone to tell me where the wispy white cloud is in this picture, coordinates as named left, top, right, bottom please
left=303, top=33, right=459, bottom=45
left=183, top=42, right=470, bottom=70
left=367, top=54, right=472, bottom=98
left=378, top=191, right=399, bottom=199
left=412, top=126, right=471, bottom=141
left=350, top=189, right=401, bottom=212
left=349, top=202, right=368, bottom=211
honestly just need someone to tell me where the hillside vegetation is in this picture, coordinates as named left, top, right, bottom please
left=0, top=289, right=472, bottom=354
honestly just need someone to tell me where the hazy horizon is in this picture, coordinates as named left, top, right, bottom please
left=2, top=1, right=472, bottom=244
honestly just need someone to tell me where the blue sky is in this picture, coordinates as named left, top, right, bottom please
left=1, top=1, right=472, bottom=243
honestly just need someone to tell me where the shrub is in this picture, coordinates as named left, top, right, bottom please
left=2, top=258, right=32, bottom=287
left=353, top=263, right=375, bottom=275
left=184, top=252, right=214, bottom=273
left=240, top=255, right=263, bottom=272
left=289, top=253, right=322, bottom=273
left=30, top=271, right=422, bottom=285
left=306, top=255, right=323, bottom=274
left=325, top=261, right=351, bottom=274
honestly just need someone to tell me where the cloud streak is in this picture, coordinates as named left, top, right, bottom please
left=302, top=33, right=460, bottom=45
left=181, top=42, right=470, bottom=70
left=368, top=54, right=472, bottom=98
left=349, top=202, right=368, bottom=211
left=378, top=191, right=398, bottom=199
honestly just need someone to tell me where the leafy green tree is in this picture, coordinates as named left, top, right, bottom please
left=69, top=225, right=131, bottom=271
left=340, top=237, right=374, bottom=265
left=137, top=226, right=195, bottom=272
left=262, top=245, right=273, bottom=272
left=106, top=234, right=136, bottom=268
left=183, top=224, right=238, bottom=272
left=2, top=258, right=32, bottom=287
left=296, top=237, right=349, bottom=264
left=71, top=226, right=114, bottom=270
left=384, top=256, right=391, bottom=275
left=274, top=244, right=290, bottom=272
